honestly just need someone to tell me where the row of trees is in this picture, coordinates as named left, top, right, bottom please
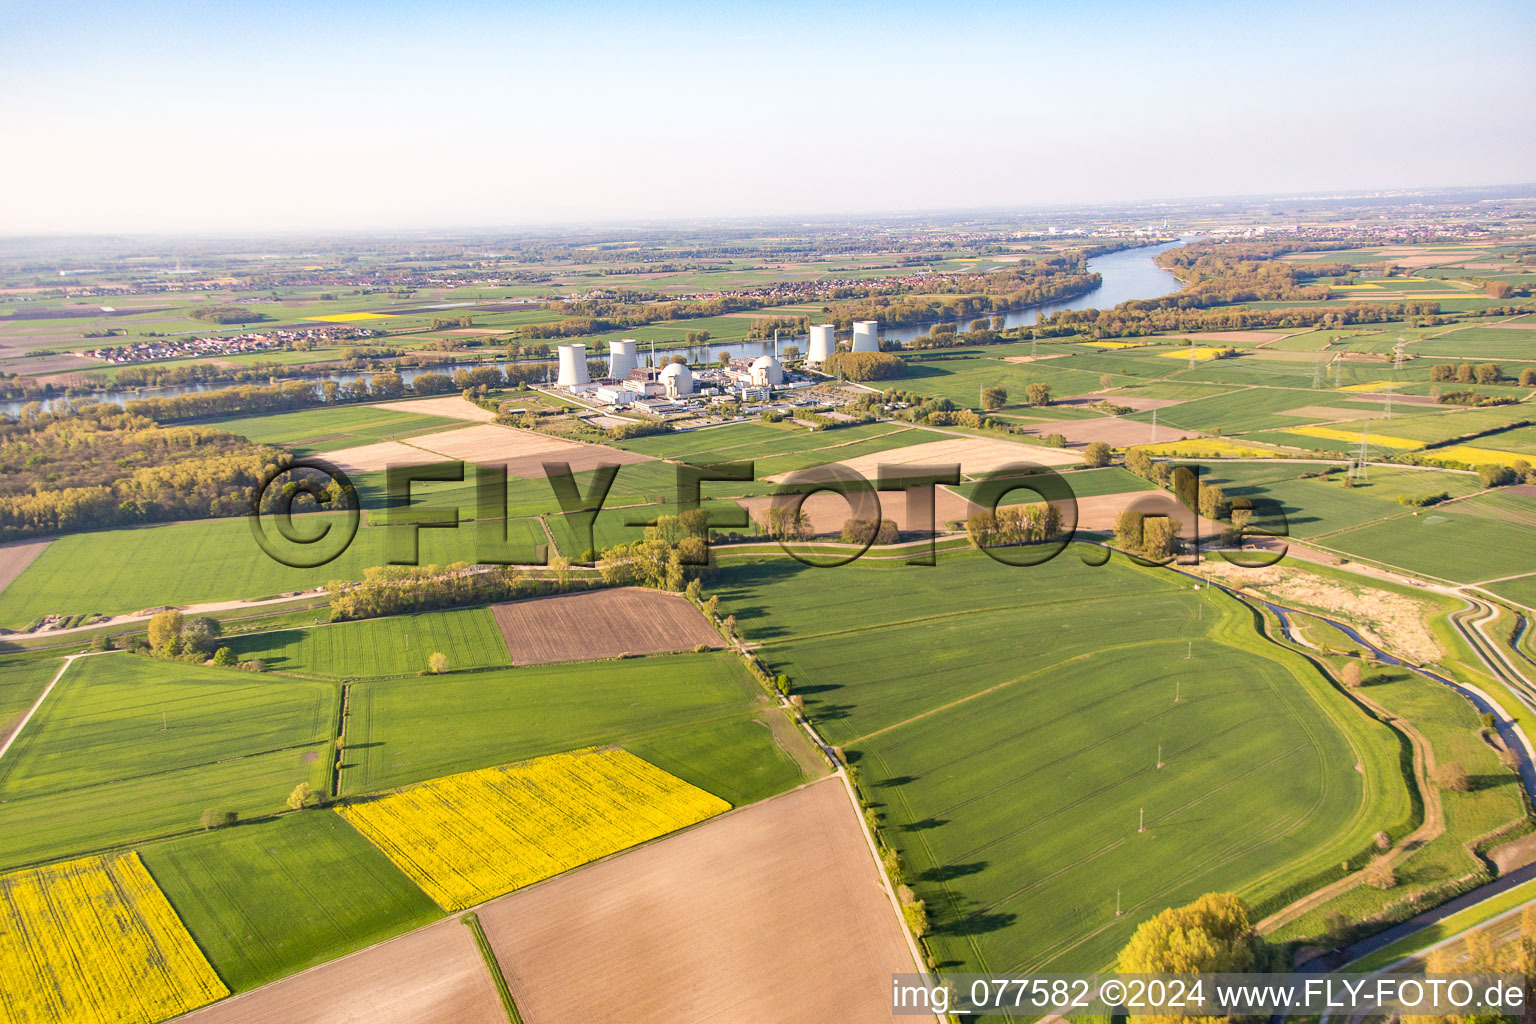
left=820, top=351, right=907, bottom=381
left=1430, top=362, right=1508, bottom=384
left=328, top=564, right=530, bottom=620
left=964, top=503, right=1063, bottom=550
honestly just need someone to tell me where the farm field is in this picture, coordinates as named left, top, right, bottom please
left=0, top=654, right=334, bottom=868
left=727, top=552, right=1405, bottom=974
left=200, top=405, right=465, bottom=453
left=1316, top=492, right=1536, bottom=584
left=175, top=913, right=506, bottom=1024
left=0, top=514, right=546, bottom=629
left=338, top=650, right=814, bottom=806
left=0, top=656, right=59, bottom=744
left=141, top=814, right=441, bottom=992
left=0, top=852, right=227, bottom=1024
left=479, top=777, right=917, bottom=1024
left=228, top=607, right=512, bottom=677
left=338, top=748, right=730, bottom=910
left=490, top=587, right=722, bottom=664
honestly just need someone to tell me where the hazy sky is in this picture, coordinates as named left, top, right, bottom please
left=3, top=0, right=1533, bottom=233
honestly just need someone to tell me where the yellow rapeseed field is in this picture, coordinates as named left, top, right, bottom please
left=1282, top=425, right=1421, bottom=449
left=1156, top=346, right=1229, bottom=360
left=1134, top=439, right=1281, bottom=459
left=305, top=311, right=398, bottom=322
left=0, top=853, right=227, bottom=1024
left=338, top=748, right=731, bottom=911
left=1337, top=380, right=1405, bottom=393
left=1419, top=446, right=1529, bottom=468
left=1082, top=340, right=1145, bottom=349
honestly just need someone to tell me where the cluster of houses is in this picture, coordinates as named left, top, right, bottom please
left=82, top=326, right=379, bottom=365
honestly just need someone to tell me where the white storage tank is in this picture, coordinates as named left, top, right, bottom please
left=851, top=320, right=879, bottom=353
left=659, top=361, right=693, bottom=397
left=556, top=343, right=591, bottom=387
left=808, top=324, right=835, bottom=364
left=608, top=339, right=637, bottom=379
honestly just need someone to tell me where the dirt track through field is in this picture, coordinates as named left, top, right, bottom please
left=478, top=777, right=918, bottom=1023
left=176, top=915, right=504, bottom=1024
left=491, top=587, right=723, bottom=664
left=0, top=537, right=50, bottom=597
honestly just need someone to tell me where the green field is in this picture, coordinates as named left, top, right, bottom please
left=0, top=653, right=334, bottom=868
left=340, top=650, right=813, bottom=806
left=202, top=404, right=466, bottom=453
left=0, top=514, right=550, bottom=629
left=228, top=607, right=512, bottom=677
left=142, top=813, right=442, bottom=992
left=1317, top=491, right=1536, bottom=584
left=0, top=656, right=59, bottom=730
left=724, top=552, right=1405, bottom=974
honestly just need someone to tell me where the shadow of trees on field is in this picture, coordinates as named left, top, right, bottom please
left=921, top=861, right=986, bottom=883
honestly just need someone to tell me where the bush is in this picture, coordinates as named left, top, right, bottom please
left=1083, top=441, right=1112, bottom=468
left=240, top=657, right=267, bottom=672
left=212, top=646, right=237, bottom=666
left=840, top=518, right=899, bottom=545
left=1479, top=464, right=1518, bottom=488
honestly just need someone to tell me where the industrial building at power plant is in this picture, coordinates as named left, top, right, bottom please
left=544, top=323, right=878, bottom=420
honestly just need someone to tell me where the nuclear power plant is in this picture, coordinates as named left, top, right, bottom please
left=808, top=324, right=834, bottom=364
left=556, top=343, right=591, bottom=387
left=851, top=320, right=879, bottom=352
left=659, top=362, right=693, bottom=397
left=608, top=339, right=637, bottom=378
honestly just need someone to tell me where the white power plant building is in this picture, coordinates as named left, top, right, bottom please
left=556, top=343, right=591, bottom=387
left=851, top=320, right=880, bottom=352
left=808, top=324, right=835, bottom=364
left=750, top=354, right=783, bottom=387
left=659, top=362, right=693, bottom=398
left=608, top=339, right=637, bottom=379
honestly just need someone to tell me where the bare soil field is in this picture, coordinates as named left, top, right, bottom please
left=491, top=587, right=723, bottom=664
left=0, top=538, right=51, bottom=598
left=369, top=396, right=496, bottom=422
left=1280, top=405, right=1378, bottom=421
left=408, top=423, right=652, bottom=478
left=1055, top=392, right=1184, bottom=411
left=177, top=916, right=504, bottom=1024
left=477, top=778, right=917, bottom=1024
left=1170, top=330, right=1294, bottom=345
left=1486, top=322, right=1536, bottom=331
left=1002, top=352, right=1071, bottom=363
left=1345, top=393, right=1441, bottom=408
left=316, top=439, right=447, bottom=475
left=1073, top=490, right=1222, bottom=537
left=739, top=484, right=980, bottom=535
left=1014, top=417, right=1185, bottom=448
left=768, top=435, right=1080, bottom=483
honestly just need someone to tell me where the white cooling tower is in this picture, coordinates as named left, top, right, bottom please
left=851, top=320, right=880, bottom=353
left=556, top=343, right=591, bottom=387
left=808, top=324, right=834, bottom=364
left=659, top=362, right=693, bottom=397
left=608, top=339, right=637, bottom=379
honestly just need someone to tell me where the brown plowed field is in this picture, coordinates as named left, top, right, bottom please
left=478, top=777, right=918, bottom=1023
left=176, top=916, right=504, bottom=1024
left=491, top=587, right=723, bottom=664
left=315, top=440, right=446, bottom=475
left=1014, top=417, right=1188, bottom=448
left=369, top=396, right=496, bottom=422
left=739, top=485, right=979, bottom=535
left=0, top=538, right=50, bottom=597
left=408, top=423, right=652, bottom=478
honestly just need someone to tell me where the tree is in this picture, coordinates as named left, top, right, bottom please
left=286, top=781, right=315, bottom=810
left=1522, top=368, right=1536, bottom=387
left=212, top=646, right=237, bottom=666
left=1197, top=483, right=1228, bottom=521
left=179, top=616, right=221, bottom=656
left=1118, top=892, right=1263, bottom=977
left=1479, top=464, right=1517, bottom=488
left=1341, top=662, right=1364, bottom=688
left=722, top=614, right=738, bottom=637
left=1083, top=442, right=1111, bottom=468
left=1025, top=382, right=1052, bottom=406
left=427, top=651, right=449, bottom=675
left=548, top=554, right=572, bottom=589
left=146, top=609, right=183, bottom=652
left=200, top=808, right=221, bottom=831
left=1100, top=373, right=1114, bottom=390
left=1364, top=857, right=1396, bottom=890
left=981, top=386, right=1007, bottom=411
left=717, top=351, right=731, bottom=367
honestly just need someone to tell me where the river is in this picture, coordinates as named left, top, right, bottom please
left=3, top=238, right=1192, bottom=416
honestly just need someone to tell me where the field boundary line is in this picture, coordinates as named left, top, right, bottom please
left=0, top=650, right=111, bottom=764
left=462, top=912, right=523, bottom=1023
